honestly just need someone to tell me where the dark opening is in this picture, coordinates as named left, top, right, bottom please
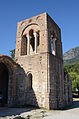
left=21, top=35, right=27, bottom=55
left=50, top=34, right=56, bottom=56
left=37, top=31, right=40, bottom=46
left=0, top=63, right=8, bottom=105
left=29, top=29, right=35, bottom=51
left=27, top=73, right=32, bottom=90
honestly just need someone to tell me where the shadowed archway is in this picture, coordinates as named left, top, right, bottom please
left=0, top=63, right=9, bottom=105
left=0, top=55, right=18, bottom=107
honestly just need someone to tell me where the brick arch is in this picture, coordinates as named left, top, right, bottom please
left=21, top=24, right=41, bottom=55
left=0, top=55, right=15, bottom=69
left=21, top=23, right=40, bottom=36
left=0, top=55, right=17, bottom=106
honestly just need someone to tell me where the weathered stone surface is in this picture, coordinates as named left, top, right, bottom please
left=0, top=13, right=72, bottom=109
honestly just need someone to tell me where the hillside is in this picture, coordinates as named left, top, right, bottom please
left=63, top=46, right=79, bottom=65
left=64, top=46, right=79, bottom=94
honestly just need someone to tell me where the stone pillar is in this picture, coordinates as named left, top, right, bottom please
left=27, top=34, right=30, bottom=55
left=34, top=32, right=37, bottom=53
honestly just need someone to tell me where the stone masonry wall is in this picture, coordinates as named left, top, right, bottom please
left=15, top=13, right=48, bottom=58
left=15, top=13, right=72, bottom=109
left=47, top=14, right=64, bottom=109
left=64, top=72, right=72, bottom=105
left=48, top=55, right=64, bottom=109
left=16, top=53, right=49, bottom=109
left=15, top=13, right=50, bottom=109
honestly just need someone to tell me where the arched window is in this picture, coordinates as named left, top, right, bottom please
left=29, top=29, right=35, bottom=52
left=50, top=34, right=56, bottom=55
left=21, top=35, right=27, bottom=55
left=51, top=39, right=54, bottom=54
left=37, top=31, right=40, bottom=46
left=27, top=73, right=32, bottom=90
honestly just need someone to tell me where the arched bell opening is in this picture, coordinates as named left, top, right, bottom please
left=29, top=29, right=35, bottom=52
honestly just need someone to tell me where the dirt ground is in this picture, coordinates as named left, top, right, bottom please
left=0, top=99, right=79, bottom=119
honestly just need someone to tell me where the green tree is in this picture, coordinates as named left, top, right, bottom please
left=76, top=75, right=79, bottom=96
left=10, top=49, right=15, bottom=60
left=64, top=62, right=79, bottom=96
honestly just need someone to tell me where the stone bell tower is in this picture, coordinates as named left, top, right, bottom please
left=15, top=13, right=64, bottom=109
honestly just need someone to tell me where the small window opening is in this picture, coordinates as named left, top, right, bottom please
left=27, top=73, right=32, bottom=90
left=51, top=34, right=56, bottom=55
left=21, top=35, right=27, bottom=55
left=51, top=40, right=54, bottom=54
left=37, top=31, right=40, bottom=46
left=29, top=29, right=35, bottom=51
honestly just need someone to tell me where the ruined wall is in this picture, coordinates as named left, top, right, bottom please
left=64, top=71, right=72, bottom=105
left=0, top=55, right=18, bottom=106
left=13, top=65, right=26, bottom=106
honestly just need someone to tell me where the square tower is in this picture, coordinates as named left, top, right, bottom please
left=15, top=13, right=64, bottom=109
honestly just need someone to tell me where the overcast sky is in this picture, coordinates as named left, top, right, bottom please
left=0, top=0, right=79, bottom=56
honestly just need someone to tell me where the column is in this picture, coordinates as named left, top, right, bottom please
left=34, top=32, right=37, bottom=53
left=27, top=34, right=30, bottom=55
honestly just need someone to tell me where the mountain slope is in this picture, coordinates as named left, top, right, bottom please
left=63, top=46, right=79, bottom=65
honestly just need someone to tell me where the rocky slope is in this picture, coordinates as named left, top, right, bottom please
left=63, top=46, right=79, bottom=65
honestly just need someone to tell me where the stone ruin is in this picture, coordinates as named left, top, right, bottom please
left=0, top=13, right=72, bottom=109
